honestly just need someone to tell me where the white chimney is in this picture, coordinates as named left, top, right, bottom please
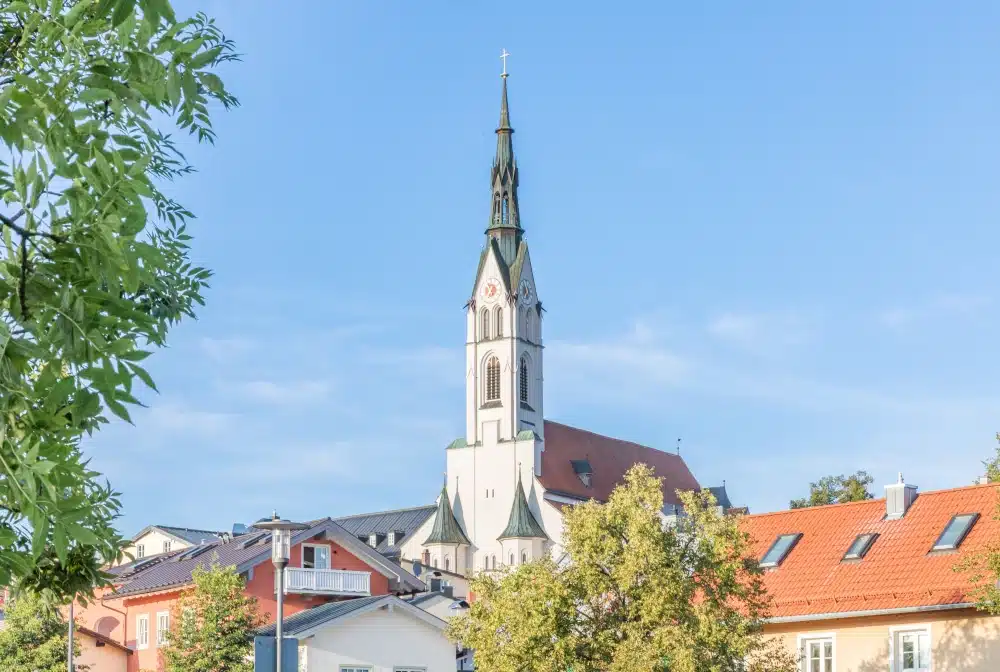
left=885, top=472, right=918, bottom=520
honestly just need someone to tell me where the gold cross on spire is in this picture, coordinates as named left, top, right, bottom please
left=500, top=48, right=510, bottom=78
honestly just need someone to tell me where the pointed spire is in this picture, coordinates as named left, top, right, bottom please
left=424, top=481, right=471, bottom=546
left=498, top=471, right=547, bottom=541
left=486, top=50, right=522, bottom=260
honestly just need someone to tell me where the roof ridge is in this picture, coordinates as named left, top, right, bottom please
left=744, top=481, right=1000, bottom=519
left=334, top=504, right=436, bottom=520
left=545, top=419, right=679, bottom=457
left=158, top=525, right=224, bottom=534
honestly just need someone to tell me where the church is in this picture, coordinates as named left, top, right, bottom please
left=340, top=68, right=718, bottom=592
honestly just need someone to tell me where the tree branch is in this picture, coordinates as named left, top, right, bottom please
left=0, top=210, right=66, bottom=243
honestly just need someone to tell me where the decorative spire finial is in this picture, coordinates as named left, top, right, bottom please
left=500, top=48, right=510, bottom=78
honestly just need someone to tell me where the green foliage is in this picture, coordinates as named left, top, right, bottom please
left=955, top=491, right=1000, bottom=615
left=789, top=470, right=874, bottom=509
left=161, top=562, right=265, bottom=672
left=0, top=0, right=236, bottom=603
left=981, top=433, right=1000, bottom=483
left=0, top=589, right=86, bottom=672
left=449, top=465, right=798, bottom=672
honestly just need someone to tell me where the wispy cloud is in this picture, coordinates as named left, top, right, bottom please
left=147, top=404, right=238, bottom=435
left=878, top=292, right=991, bottom=328
left=199, top=336, right=258, bottom=361
left=706, top=310, right=815, bottom=355
left=227, top=379, right=333, bottom=404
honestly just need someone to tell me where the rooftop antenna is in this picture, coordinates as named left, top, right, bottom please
left=676, top=437, right=682, bottom=455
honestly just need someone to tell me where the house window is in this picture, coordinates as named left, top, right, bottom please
left=521, top=551, right=528, bottom=564
left=136, top=614, right=149, bottom=650
left=394, top=668, right=428, bottom=672
left=519, top=357, right=529, bottom=403
left=760, top=533, right=802, bottom=568
left=156, top=611, right=169, bottom=646
left=387, top=531, right=396, bottom=546
left=485, top=356, right=500, bottom=401
left=163, top=540, right=171, bottom=554
left=893, top=628, right=931, bottom=671
left=481, top=309, right=490, bottom=340
left=490, top=554, right=496, bottom=570
left=444, top=556, right=450, bottom=571
left=494, top=307, right=503, bottom=337
left=368, top=533, right=378, bottom=548
left=135, top=544, right=145, bottom=559
left=509, top=553, right=514, bottom=566
left=421, top=550, right=430, bottom=565
left=799, top=635, right=833, bottom=672
left=302, top=544, right=331, bottom=570
left=340, top=667, right=373, bottom=672
left=932, top=513, right=979, bottom=551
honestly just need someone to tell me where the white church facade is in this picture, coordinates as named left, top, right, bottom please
left=383, top=70, right=710, bottom=585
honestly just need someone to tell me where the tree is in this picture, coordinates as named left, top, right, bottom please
left=0, top=589, right=86, bottom=672
left=448, top=465, right=797, bottom=672
left=789, top=471, right=873, bottom=509
left=0, top=0, right=237, bottom=603
left=980, top=433, right=1000, bottom=483
left=161, top=563, right=265, bottom=672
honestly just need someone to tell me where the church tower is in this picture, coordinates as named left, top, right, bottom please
left=464, top=67, right=544, bottom=450
left=445, top=58, right=551, bottom=573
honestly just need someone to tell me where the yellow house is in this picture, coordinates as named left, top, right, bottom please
left=741, top=477, right=1000, bottom=671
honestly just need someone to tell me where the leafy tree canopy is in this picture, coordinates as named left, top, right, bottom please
left=981, top=433, right=1000, bottom=483
left=790, top=470, right=874, bottom=509
left=448, top=465, right=797, bottom=672
left=0, top=0, right=236, bottom=604
left=0, top=589, right=85, bottom=672
left=162, top=562, right=265, bottom=672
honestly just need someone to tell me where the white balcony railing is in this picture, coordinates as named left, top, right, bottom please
left=284, top=568, right=371, bottom=596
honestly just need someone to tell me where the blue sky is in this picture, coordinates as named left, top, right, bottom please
left=87, top=1, right=1000, bottom=535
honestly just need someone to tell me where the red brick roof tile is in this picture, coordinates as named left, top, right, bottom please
left=739, top=483, right=1000, bottom=618
left=540, top=421, right=700, bottom=505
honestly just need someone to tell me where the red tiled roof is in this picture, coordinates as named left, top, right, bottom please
left=740, top=483, right=1000, bottom=619
left=540, top=421, right=700, bottom=505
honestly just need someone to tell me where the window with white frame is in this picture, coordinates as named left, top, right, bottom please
left=340, top=667, right=373, bottom=672
left=136, top=614, right=149, bottom=649
left=156, top=611, right=169, bottom=646
left=163, top=540, right=171, bottom=553
left=135, top=544, right=145, bottom=559
left=893, top=628, right=931, bottom=671
left=799, top=635, right=833, bottom=672
left=302, top=544, right=330, bottom=570
left=394, top=668, right=427, bottom=672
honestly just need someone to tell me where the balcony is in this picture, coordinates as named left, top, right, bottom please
left=283, top=568, right=371, bottom=596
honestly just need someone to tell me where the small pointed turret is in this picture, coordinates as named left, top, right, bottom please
left=498, top=472, right=547, bottom=540
left=424, top=482, right=471, bottom=546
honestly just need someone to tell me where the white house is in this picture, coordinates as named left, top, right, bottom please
left=258, top=594, right=457, bottom=672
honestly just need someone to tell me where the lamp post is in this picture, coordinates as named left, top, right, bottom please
left=254, top=513, right=308, bottom=672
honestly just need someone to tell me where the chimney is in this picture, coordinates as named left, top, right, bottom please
left=429, top=577, right=442, bottom=592
left=885, top=472, right=918, bottom=520
left=979, top=476, right=990, bottom=485
left=442, top=585, right=454, bottom=599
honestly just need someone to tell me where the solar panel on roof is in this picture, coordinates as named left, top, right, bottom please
left=932, top=513, right=979, bottom=551
left=240, top=531, right=269, bottom=549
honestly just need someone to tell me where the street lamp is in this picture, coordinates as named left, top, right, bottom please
left=254, top=512, right=309, bottom=672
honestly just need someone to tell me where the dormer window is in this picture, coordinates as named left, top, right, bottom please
left=571, top=459, right=593, bottom=488
left=932, top=513, right=979, bottom=551
left=387, top=531, right=396, bottom=546
left=760, top=533, right=802, bottom=568
left=368, top=534, right=378, bottom=548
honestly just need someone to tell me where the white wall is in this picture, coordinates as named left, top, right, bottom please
left=121, top=529, right=187, bottom=562
left=304, top=607, right=455, bottom=672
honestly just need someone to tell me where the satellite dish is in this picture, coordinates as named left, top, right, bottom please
left=412, top=561, right=422, bottom=576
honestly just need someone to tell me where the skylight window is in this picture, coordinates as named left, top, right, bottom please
left=843, top=533, right=878, bottom=561
left=932, top=513, right=979, bottom=551
left=760, top=533, right=801, bottom=568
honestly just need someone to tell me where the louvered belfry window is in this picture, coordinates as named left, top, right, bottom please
left=486, top=356, right=501, bottom=401
left=519, top=357, right=529, bottom=403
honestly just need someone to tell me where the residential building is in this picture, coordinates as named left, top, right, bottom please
left=75, top=626, right=133, bottom=672
left=121, top=525, right=225, bottom=563
left=76, top=518, right=424, bottom=672
left=256, top=594, right=456, bottom=672
left=741, top=476, right=1000, bottom=671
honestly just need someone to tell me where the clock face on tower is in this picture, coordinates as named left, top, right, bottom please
left=518, top=279, right=533, bottom=305
left=480, top=277, right=502, bottom=303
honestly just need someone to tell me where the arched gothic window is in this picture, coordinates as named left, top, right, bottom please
left=481, top=308, right=490, bottom=340
left=422, top=550, right=430, bottom=565
left=519, top=357, right=529, bottom=404
left=502, top=192, right=509, bottom=225
left=444, top=556, right=450, bottom=571
left=509, top=553, right=515, bottom=566
left=521, top=551, right=528, bottom=564
left=485, top=356, right=500, bottom=401
left=491, top=554, right=497, bottom=570
left=494, top=306, right=503, bottom=338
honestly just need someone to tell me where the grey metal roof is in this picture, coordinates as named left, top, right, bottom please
left=112, top=518, right=425, bottom=598
left=424, top=485, right=471, bottom=546
left=157, top=526, right=225, bottom=545
left=706, top=485, right=733, bottom=511
left=335, top=505, right=435, bottom=558
left=498, top=473, right=547, bottom=540
left=257, top=595, right=386, bottom=637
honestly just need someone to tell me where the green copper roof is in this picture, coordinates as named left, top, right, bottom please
left=424, top=484, right=471, bottom=546
left=486, top=74, right=523, bottom=258
left=445, top=438, right=468, bottom=450
left=498, top=472, right=548, bottom=541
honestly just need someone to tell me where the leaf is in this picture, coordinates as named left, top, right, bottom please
left=111, top=0, right=136, bottom=27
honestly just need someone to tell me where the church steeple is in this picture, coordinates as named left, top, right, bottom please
left=487, top=52, right=522, bottom=265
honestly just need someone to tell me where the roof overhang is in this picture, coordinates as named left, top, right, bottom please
left=279, top=595, right=448, bottom=640
left=766, top=602, right=974, bottom=624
